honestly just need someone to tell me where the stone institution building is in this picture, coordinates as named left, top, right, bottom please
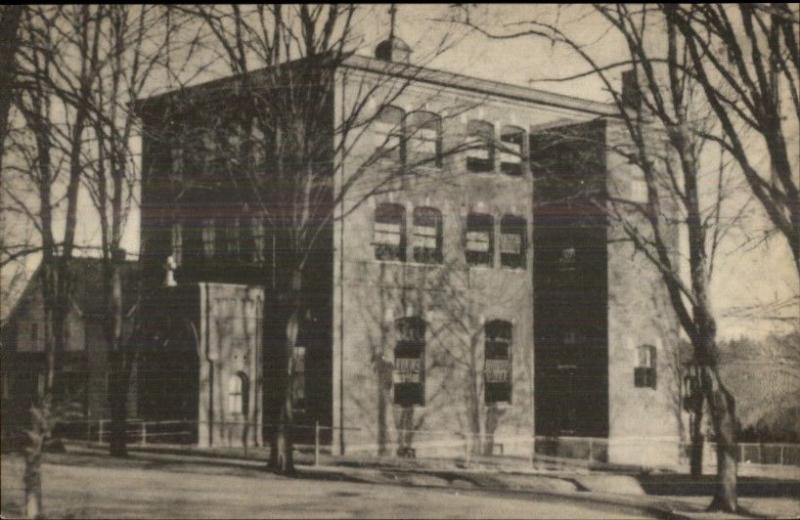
left=134, top=35, right=682, bottom=465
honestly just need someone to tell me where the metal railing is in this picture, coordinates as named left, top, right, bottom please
left=50, top=418, right=800, bottom=469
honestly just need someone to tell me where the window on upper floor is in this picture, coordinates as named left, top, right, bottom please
left=374, top=203, right=406, bottom=262
left=465, top=213, right=494, bottom=267
left=171, top=222, right=183, bottom=266
left=500, top=126, right=525, bottom=176
left=412, top=207, right=443, bottom=264
left=558, top=245, right=577, bottom=272
left=407, top=111, right=442, bottom=168
left=634, top=344, right=657, bottom=389
left=394, top=316, right=426, bottom=406
left=500, top=215, right=527, bottom=269
left=215, top=216, right=240, bottom=260
left=202, top=219, right=215, bottom=258
left=466, top=120, right=495, bottom=173
left=485, top=320, right=512, bottom=404
left=374, top=105, right=405, bottom=163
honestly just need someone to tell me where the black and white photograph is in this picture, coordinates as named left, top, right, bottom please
left=1, top=4, right=798, bottom=519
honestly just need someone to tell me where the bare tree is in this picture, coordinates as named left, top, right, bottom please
left=669, top=4, right=799, bottom=279
left=81, top=4, right=188, bottom=458
left=4, top=5, right=106, bottom=516
left=456, top=4, right=744, bottom=511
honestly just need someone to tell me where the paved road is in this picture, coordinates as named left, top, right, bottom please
left=1, top=454, right=652, bottom=519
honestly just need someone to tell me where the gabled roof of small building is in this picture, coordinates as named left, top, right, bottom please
left=2, top=257, right=139, bottom=327
left=134, top=52, right=616, bottom=118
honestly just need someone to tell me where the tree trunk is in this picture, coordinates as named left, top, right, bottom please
left=108, top=353, right=129, bottom=457
left=269, top=269, right=301, bottom=475
left=703, top=367, right=738, bottom=512
left=689, top=379, right=704, bottom=478
left=24, top=397, right=49, bottom=520
left=107, top=257, right=129, bottom=457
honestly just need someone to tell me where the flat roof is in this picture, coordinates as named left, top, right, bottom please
left=135, top=52, right=615, bottom=117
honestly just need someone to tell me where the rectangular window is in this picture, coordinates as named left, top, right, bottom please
left=407, top=111, right=441, bottom=168
left=374, top=106, right=404, bottom=162
left=634, top=345, right=657, bottom=389
left=374, top=203, right=406, bottom=261
left=500, top=126, right=524, bottom=176
left=467, top=120, right=494, bottom=172
left=500, top=215, right=526, bottom=269
left=412, top=207, right=443, bottom=264
left=171, top=222, right=183, bottom=266
left=466, top=213, right=494, bottom=266
left=202, top=219, right=215, bottom=258
left=485, top=320, right=512, bottom=403
left=394, top=317, right=426, bottom=406
left=31, top=323, right=38, bottom=343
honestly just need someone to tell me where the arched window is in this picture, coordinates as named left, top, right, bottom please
left=374, top=203, right=406, bottom=261
left=466, top=120, right=495, bottom=173
left=393, top=317, right=426, bottom=406
left=485, top=320, right=512, bottom=403
left=374, top=105, right=405, bottom=162
left=228, top=372, right=250, bottom=415
left=500, top=126, right=525, bottom=176
left=465, top=213, right=494, bottom=267
left=412, top=207, right=443, bottom=264
left=634, top=344, right=657, bottom=389
left=500, top=215, right=527, bottom=269
left=407, top=111, right=442, bottom=167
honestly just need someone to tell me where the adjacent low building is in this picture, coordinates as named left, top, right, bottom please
left=1, top=257, right=139, bottom=444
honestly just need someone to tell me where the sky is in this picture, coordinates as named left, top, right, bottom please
left=3, top=4, right=798, bottom=338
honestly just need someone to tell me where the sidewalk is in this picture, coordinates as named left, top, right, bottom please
left=58, top=442, right=799, bottom=519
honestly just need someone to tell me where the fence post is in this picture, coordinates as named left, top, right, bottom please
left=314, top=421, right=320, bottom=467
left=529, top=436, right=535, bottom=467
left=98, top=420, right=104, bottom=443
left=140, top=421, right=147, bottom=446
left=87, top=421, right=92, bottom=444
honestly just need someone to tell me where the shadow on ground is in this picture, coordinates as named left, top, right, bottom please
left=637, top=473, right=800, bottom=498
